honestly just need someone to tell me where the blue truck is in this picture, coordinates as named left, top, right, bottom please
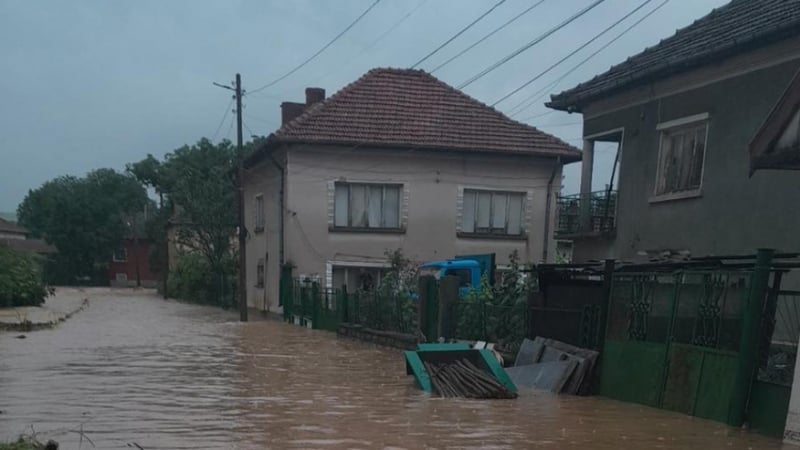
left=419, top=253, right=496, bottom=297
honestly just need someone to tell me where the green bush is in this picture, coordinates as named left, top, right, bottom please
left=167, top=253, right=237, bottom=308
left=0, top=245, right=51, bottom=308
left=455, top=251, right=533, bottom=352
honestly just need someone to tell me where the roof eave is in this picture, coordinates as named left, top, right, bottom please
left=268, top=136, right=581, bottom=162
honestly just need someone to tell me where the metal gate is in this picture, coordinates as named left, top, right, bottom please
left=600, top=270, right=751, bottom=423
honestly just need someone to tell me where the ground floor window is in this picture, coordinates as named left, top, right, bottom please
left=331, top=266, right=386, bottom=292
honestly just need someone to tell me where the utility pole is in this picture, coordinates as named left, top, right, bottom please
left=214, top=74, right=248, bottom=322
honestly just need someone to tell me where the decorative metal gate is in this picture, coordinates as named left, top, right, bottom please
left=600, top=270, right=751, bottom=423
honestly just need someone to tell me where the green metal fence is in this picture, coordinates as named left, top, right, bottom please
left=282, top=278, right=417, bottom=334
left=345, top=289, right=418, bottom=334
left=600, top=270, right=752, bottom=423
left=450, top=300, right=528, bottom=349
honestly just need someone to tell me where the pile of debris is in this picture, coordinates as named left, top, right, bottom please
left=424, top=358, right=517, bottom=399
left=505, top=337, right=599, bottom=395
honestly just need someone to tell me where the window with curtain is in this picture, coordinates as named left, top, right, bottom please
left=334, top=183, right=401, bottom=229
left=655, top=121, right=708, bottom=196
left=461, top=189, right=525, bottom=236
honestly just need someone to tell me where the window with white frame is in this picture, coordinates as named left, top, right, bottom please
left=254, top=194, right=265, bottom=232
left=655, top=120, right=708, bottom=196
left=461, top=189, right=525, bottom=236
left=334, top=183, right=401, bottom=229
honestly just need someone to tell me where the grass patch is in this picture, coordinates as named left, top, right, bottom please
left=0, top=436, right=56, bottom=450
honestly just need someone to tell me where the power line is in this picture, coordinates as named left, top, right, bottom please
left=518, top=110, right=555, bottom=122
left=224, top=112, right=236, bottom=142
left=211, top=97, right=235, bottom=142
left=311, top=0, right=430, bottom=85
left=430, top=0, right=546, bottom=74
left=243, top=120, right=256, bottom=138
left=491, top=0, right=653, bottom=107
left=509, top=0, right=671, bottom=116
left=411, top=0, right=507, bottom=69
left=248, top=0, right=382, bottom=95
left=457, top=0, right=606, bottom=90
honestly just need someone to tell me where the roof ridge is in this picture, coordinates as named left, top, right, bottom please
left=548, top=0, right=800, bottom=111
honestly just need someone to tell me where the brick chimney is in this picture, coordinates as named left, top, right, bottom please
left=306, top=87, right=325, bottom=106
left=281, top=102, right=306, bottom=126
left=280, top=88, right=326, bottom=126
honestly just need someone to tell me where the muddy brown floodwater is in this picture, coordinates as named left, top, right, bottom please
left=0, top=289, right=792, bottom=449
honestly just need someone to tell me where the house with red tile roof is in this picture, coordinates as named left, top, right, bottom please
left=242, top=68, right=580, bottom=313
left=0, top=218, right=55, bottom=255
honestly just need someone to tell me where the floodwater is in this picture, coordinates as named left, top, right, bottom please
left=0, top=289, right=791, bottom=449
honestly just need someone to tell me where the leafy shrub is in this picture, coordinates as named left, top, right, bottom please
left=0, top=245, right=51, bottom=307
left=456, top=251, right=533, bottom=352
left=167, top=253, right=237, bottom=308
left=352, top=249, right=418, bottom=333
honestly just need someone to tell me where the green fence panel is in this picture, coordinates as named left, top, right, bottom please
left=748, top=381, right=791, bottom=437
left=599, top=339, right=667, bottom=407
left=662, top=344, right=705, bottom=415
left=692, top=350, right=738, bottom=423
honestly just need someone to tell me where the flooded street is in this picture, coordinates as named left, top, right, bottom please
left=0, top=289, right=791, bottom=449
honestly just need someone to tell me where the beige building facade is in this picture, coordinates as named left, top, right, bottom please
left=243, top=68, right=580, bottom=314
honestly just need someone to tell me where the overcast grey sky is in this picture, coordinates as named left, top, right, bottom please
left=0, top=0, right=729, bottom=212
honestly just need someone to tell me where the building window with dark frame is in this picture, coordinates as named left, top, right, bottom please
left=461, top=189, right=525, bottom=236
left=113, top=247, right=128, bottom=262
left=655, top=120, right=708, bottom=196
left=256, top=259, right=265, bottom=288
left=254, top=194, right=265, bottom=233
left=333, top=182, right=401, bottom=230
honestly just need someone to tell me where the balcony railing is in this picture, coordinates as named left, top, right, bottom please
left=556, top=190, right=617, bottom=237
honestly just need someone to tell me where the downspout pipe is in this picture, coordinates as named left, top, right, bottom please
left=542, top=157, right=561, bottom=263
left=268, top=154, right=285, bottom=267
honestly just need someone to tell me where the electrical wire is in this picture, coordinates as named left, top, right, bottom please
left=518, top=110, right=555, bottom=122
left=411, top=0, right=507, bottom=69
left=312, top=0, right=429, bottom=85
left=457, top=0, right=606, bottom=90
left=243, top=120, right=256, bottom=138
left=491, top=0, right=654, bottom=107
left=211, top=97, right=235, bottom=142
left=248, top=0, right=382, bottom=95
left=430, top=0, right=546, bottom=74
left=223, top=113, right=236, bottom=142
left=509, top=0, right=671, bottom=117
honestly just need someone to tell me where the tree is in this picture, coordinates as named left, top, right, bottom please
left=17, top=169, right=149, bottom=284
left=128, top=138, right=239, bottom=305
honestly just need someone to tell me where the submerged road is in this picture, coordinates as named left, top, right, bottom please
left=0, top=289, right=790, bottom=449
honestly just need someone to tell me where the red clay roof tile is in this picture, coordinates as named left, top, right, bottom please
left=271, top=68, right=581, bottom=161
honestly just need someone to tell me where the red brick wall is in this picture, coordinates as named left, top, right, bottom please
left=108, top=239, right=158, bottom=287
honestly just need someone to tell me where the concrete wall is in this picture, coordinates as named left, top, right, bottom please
left=578, top=53, right=800, bottom=262
left=242, top=150, right=284, bottom=312
left=284, top=146, right=561, bottom=284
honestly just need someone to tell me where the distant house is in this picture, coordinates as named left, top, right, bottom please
left=108, top=238, right=157, bottom=288
left=243, top=68, right=580, bottom=313
left=0, top=218, right=55, bottom=255
left=546, top=0, right=800, bottom=262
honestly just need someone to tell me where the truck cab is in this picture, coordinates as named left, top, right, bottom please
left=419, top=259, right=483, bottom=298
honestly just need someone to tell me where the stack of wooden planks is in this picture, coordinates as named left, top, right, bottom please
left=423, top=358, right=518, bottom=399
